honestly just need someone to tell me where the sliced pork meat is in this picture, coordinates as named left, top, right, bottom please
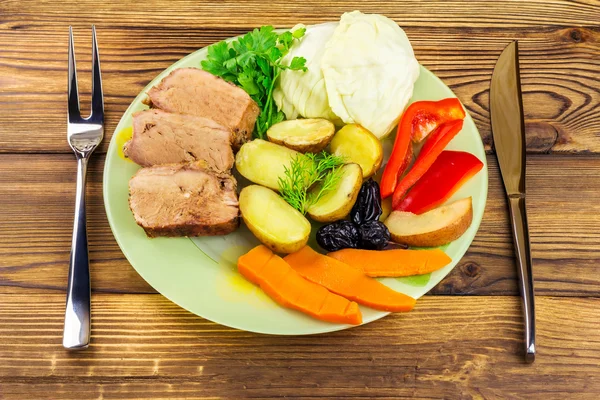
left=129, top=162, right=239, bottom=237
left=145, top=68, right=260, bottom=149
left=123, top=109, right=234, bottom=171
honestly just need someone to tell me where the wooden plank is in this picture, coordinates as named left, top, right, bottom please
left=3, top=0, right=599, bottom=28
left=0, top=153, right=599, bottom=296
left=0, top=294, right=598, bottom=400
left=0, top=1, right=598, bottom=153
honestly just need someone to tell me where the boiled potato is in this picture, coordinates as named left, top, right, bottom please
left=384, top=197, right=473, bottom=247
left=267, top=119, right=335, bottom=153
left=307, top=163, right=363, bottom=222
left=330, top=124, right=383, bottom=178
left=235, top=139, right=301, bottom=191
left=240, top=185, right=311, bottom=254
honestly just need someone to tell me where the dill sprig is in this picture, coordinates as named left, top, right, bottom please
left=308, top=165, right=345, bottom=206
left=278, top=152, right=345, bottom=214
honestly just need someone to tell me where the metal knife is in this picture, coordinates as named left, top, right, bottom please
left=490, top=41, right=536, bottom=363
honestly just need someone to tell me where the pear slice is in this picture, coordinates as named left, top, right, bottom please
left=384, top=197, right=473, bottom=247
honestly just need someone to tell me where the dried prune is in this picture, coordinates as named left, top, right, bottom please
left=318, top=181, right=389, bottom=252
left=316, top=221, right=360, bottom=252
left=350, top=179, right=383, bottom=225
left=382, top=241, right=409, bottom=250
left=359, top=221, right=391, bottom=250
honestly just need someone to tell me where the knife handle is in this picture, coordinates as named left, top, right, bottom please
left=507, top=195, right=536, bottom=363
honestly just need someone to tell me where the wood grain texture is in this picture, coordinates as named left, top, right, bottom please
left=0, top=294, right=598, bottom=399
left=0, top=1, right=598, bottom=153
left=2, top=2, right=600, bottom=399
left=0, top=153, right=153, bottom=294
left=1, top=153, right=599, bottom=296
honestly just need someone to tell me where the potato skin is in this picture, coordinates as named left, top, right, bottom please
left=268, top=138, right=329, bottom=154
left=385, top=198, right=473, bottom=247
left=307, top=163, right=363, bottom=222
left=267, top=119, right=335, bottom=153
left=330, top=124, right=383, bottom=178
left=239, top=185, right=311, bottom=254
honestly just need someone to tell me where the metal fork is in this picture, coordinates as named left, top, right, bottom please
left=63, top=26, right=104, bottom=350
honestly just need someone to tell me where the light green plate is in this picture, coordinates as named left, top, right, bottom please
left=103, top=40, right=488, bottom=335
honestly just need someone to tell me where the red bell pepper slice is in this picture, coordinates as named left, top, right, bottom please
left=380, top=124, right=412, bottom=198
left=391, top=119, right=464, bottom=209
left=407, top=98, right=465, bottom=143
left=380, top=98, right=465, bottom=199
left=397, top=150, right=484, bottom=215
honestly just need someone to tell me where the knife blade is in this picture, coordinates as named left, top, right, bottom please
left=490, top=41, right=536, bottom=363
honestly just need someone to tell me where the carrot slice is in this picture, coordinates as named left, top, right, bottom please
left=327, top=248, right=451, bottom=277
left=236, top=244, right=273, bottom=283
left=284, top=246, right=416, bottom=312
left=238, top=245, right=362, bottom=325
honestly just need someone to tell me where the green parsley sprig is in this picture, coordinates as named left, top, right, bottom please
left=201, top=26, right=307, bottom=139
left=278, top=152, right=345, bottom=214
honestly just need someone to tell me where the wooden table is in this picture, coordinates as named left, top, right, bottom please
left=2, top=1, right=599, bottom=398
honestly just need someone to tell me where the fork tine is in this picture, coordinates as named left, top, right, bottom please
left=68, top=26, right=81, bottom=121
left=90, top=25, right=104, bottom=121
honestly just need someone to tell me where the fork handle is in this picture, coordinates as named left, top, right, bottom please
left=507, top=195, right=536, bottom=363
left=63, top=156, right=91, bottom=349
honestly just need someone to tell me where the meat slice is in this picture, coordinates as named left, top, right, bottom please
left=129, top=162, right=239, bottom=237
left=123, top=109, right=234, bottom=171
left=145, top=68, right=260, bottom=149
